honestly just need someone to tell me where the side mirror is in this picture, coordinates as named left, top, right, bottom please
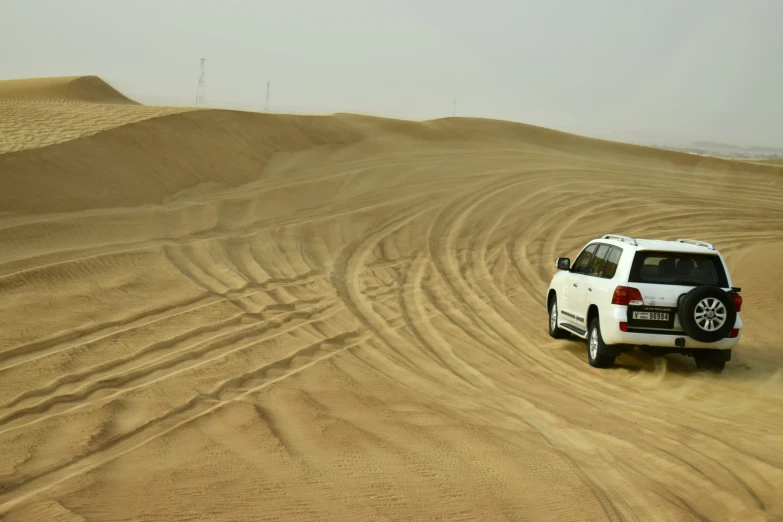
left=556, top=257, right=570, bottom=271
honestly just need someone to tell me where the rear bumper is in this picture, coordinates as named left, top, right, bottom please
left=605, top=330, right=740, bottom=350
left=600, top=305, right=742, bottom=350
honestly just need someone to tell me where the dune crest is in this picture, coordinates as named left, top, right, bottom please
left=1, top=77, right=782, bottom=521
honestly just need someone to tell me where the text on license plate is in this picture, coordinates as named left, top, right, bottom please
left=633, top=311, right=669, bottom=321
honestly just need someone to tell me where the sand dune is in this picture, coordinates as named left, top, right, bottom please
left=0, top=77, right=194, bottom=154
left=1, top=77, right=782, bottom=521
left=0, top=76, right=139, bottom=105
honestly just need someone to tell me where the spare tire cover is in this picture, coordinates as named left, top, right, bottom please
left=678, top=285, right=736, bottom=343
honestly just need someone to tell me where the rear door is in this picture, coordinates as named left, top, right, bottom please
left=585, top=244, right=623, bottom=310
left=576, top=243, right=612, bottom=324
left=561, top=243, right=597, bottom=328
left=627, top=251, right=729, bottom=331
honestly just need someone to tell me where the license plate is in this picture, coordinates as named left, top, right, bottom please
left=633, top=311, right=669, bottom=321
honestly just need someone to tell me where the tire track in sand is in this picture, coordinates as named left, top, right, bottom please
left=0, top=330, right=372, bottom=514
left=0, top=299, right=342, bottom=436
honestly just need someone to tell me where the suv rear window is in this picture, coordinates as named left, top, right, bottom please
left=629, top=251, right=728, bottom=287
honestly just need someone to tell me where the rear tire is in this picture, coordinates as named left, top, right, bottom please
left=588, top=318, right=616, bottom=368
left=695, top=358, right=726, bottom=373
left=549, top=299, right=569, bottom=339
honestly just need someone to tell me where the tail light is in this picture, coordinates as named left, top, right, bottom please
left=730, top=328, right=739, bottom=338
left=612, top=286, right=644, bottom=306
left=620, top=322, right=628, bottom=332
left=730, top=291, right=742, bottom=312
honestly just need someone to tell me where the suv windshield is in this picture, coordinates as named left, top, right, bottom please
left=629, top=251, right=728, bottom=287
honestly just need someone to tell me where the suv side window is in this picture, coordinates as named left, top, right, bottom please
left=587, top=244, right=611, bottom=276
left=571, top=244, right=597, bottom=274
left=600, top=246, right=622, bottom=279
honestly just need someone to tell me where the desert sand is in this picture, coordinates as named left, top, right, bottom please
left=1, top=76, right=782, bottom=522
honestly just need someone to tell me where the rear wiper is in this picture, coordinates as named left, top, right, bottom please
left=672, top=280, right=699, bottom=285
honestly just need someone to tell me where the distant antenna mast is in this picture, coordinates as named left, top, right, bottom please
left=195, top=58, right=206, bottom=106
left=265, top=81, right=270, bottom=112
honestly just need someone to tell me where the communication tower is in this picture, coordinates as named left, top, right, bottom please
left=195, top=58, right=206, bottom=106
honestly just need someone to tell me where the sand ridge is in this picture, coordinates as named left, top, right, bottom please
left=748, top=158, right=783, bottom=166
left=0, top=77, right=782, bottom=521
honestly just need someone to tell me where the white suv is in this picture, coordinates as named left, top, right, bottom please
left=546, top=234, right=743, bottom=372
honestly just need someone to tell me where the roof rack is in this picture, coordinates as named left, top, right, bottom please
left=676, top=238, right=715, bottom=250
left=603, top=234, right=637, bottom=246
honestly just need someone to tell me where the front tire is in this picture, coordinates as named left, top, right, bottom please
left=549, top=299, right=569, bottom=339
left=588, top=318, right=616, bottom=368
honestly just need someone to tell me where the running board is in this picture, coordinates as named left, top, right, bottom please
left=561, top=323, right=587, bottom=338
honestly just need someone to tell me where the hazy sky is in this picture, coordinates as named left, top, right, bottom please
left=1, top=0, right=781, bottom=147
